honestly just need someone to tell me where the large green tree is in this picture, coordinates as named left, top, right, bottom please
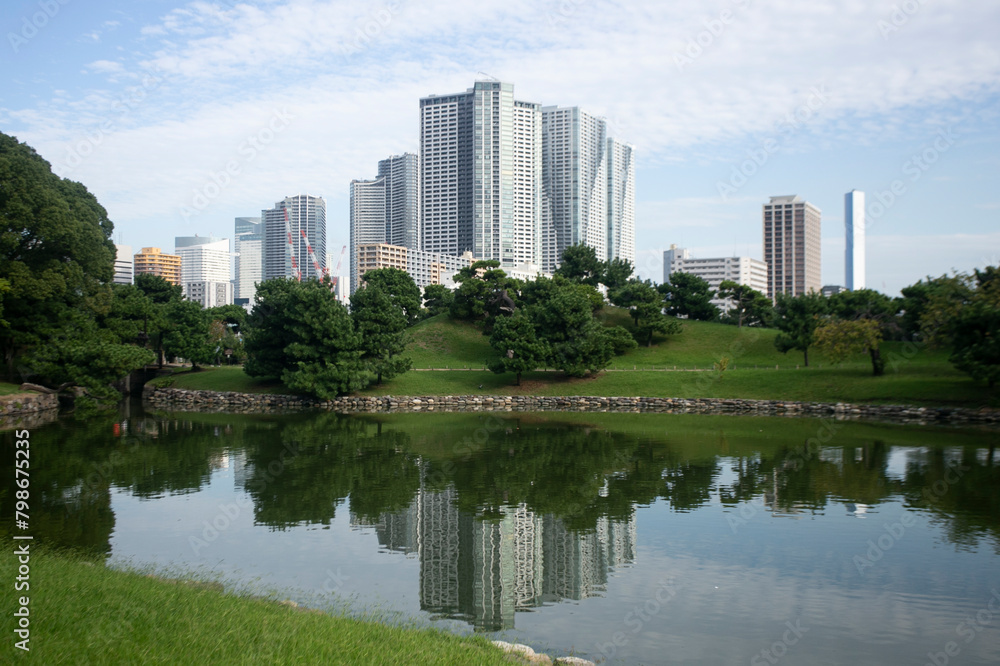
left=601, top=257, right=634, bottom=292
left=718, top=281, right=772, bottom=328
left=351, top=284, right=412, bottom=385
left=813, top=319, right=885, bottom=376
left=827, top=288, right=899, bottom=375
left=245, top=278, right=371, bottom=397
left=659, top=272, right=719, bottom=321
left=529, top=285, right=615, bottom=376
left=488, top=311, right=549, bottom=386
left=162, top=299, right=213, bottom=369
left=422, top=283, right=454, bottom=318
left=358, top=267, right=422, bottom=326
left=939, top=267, right=1000, bottom=388
left=554, top=244, right=604, bottom=286
left=773, top=291, right=828, bottom=366
left=0, top=132, right=151, bottom=400
left=610, top=279, right=681, bottom=347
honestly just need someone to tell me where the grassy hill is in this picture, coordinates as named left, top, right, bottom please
left=157, top=309, right=996, bottom=409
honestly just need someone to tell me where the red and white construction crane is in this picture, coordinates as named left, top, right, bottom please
left=331, top=244, right=347, bottom=291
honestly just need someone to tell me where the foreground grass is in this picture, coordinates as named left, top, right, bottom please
left=0, top=550, right=512, bottom=665
left=0, top=381, right=23, bottom=396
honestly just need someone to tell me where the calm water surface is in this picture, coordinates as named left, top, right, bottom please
left=3, top=402, right=999, bottom=665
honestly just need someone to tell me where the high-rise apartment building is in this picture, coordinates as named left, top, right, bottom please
left=607, top=138, right=636, bottom=268
left=662, top=244, right=768, bottom=312
left=349, top=154, right=420, bottom=294
left=133, top=247, right=181, bottom=285
left=380, top=153, right=420, bottom=250
left=762, top=195, right=821, bottom=298
left=234, top=217, right=263, bottom=307
left=420, top=81, right=542, bottom=268
left=175, top=235, right=232, bottom=308
left=113, top=244, right=133, bottom=285
left=541, top=107, right=609, bottom=272
left=262, top=195, right=326, bottom=282
left=350, top=178, right=388, bottom=295
left=845, top=190, right=865, bottom=291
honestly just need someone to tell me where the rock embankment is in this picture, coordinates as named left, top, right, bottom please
left=0, top=390, right=59, bottom=430
left=142, top=386, right=1000, bottom=426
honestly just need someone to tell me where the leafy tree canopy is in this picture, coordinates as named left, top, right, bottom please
left=659, top=272, right=719, bottom=321
left=718, top=281, right=772, bottom=328
left=351, top=283, right=412, bottom=385
left=554, top=244, right=604, bottom=286
left=773, top=291, right=828, bottom=366
left=813, top=318, right=885, bottom=376
left=245, top=278, right=371, bottom=398
left=488, top=311, right=549, bottom=386
left=358, top=267, right=422, bottom=326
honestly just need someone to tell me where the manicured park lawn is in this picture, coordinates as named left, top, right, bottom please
left=158, top=314, right=996, bottom=409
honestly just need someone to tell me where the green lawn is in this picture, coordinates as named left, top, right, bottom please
left=0, top=381, right=23, bottom=396
left=151, top=366, right=290, bottom=394
left=158, top=313, right=997, bottom=409
left=0, top=550, right=513, bottom=665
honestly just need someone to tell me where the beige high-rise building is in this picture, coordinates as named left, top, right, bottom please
left=134, top=247, right=182, bottom=286
left=762, top=195, right=821, bottom=298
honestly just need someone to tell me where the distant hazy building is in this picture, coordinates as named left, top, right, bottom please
left=662, top=244, right=768, bottom=312
left=262, top=195, right=327, bottom=282
left=175, top=236, right=232, bottom=308
left=845, top=190, right=865, bottom=291
left=762, top=195, right=821, bottom=298
left=821, top=284, right=847, bottom=298
left=234, top=217, right=263, bottom=307
left=420, top=81, right=542, bottom=268
left=133, top=247, right=181, bottom=286
left=113, top=244, right=133, bottom=285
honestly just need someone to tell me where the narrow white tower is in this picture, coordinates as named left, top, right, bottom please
left=845, top=190, right=865, bottom=291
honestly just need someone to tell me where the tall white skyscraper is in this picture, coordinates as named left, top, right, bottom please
left=541, top=107, right=609, bottom=272
left=420, top=81, right=542, bottom=268
left=349, top=154, right=420, bottom=294
left=234, top=217, right=262, bottom=307
left=262, top=194, right=326, bottom=282
left=175, top=235, right=233, bottom=307
left=845, top=189, right=865, bottom=291
left=607, top=138, right=636, bottom=267
left=349, top=178, right=388, bottom=295
left=379, top=153, right=420, bottom=250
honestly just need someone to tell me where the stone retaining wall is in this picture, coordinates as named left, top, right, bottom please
left=0, top=392, right=60, bottom=430
left=143, top=386, right=1000, bottom=426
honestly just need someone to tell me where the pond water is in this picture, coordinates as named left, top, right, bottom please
left=3, top=402, right=1000, bottom=665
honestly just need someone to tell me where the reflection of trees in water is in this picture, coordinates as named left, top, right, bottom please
left=720, top=440, right=899, bottom=516
left=901, top=445, right=1000, bottom=552
left=3, top=409, right=998, bottom=558
left=242, top=412, right=420, bottom=528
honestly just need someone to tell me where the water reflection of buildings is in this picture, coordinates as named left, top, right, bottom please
left=353, top=486, right=636, bottom=631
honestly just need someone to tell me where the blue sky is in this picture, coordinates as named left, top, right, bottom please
left=2, top=0, right=998, bottom=295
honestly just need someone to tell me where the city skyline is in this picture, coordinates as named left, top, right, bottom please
left=2, top=1, right=998, bottom=296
